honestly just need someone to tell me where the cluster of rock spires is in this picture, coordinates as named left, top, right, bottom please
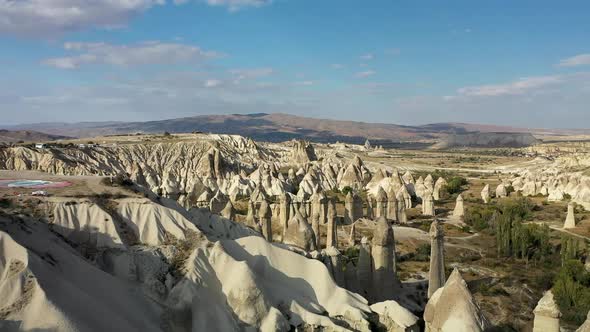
left=501, top=153, right=590, bottom=210
left=0, top=136, right=427, bottom=213
left=5, top=134, right=589, bottom=331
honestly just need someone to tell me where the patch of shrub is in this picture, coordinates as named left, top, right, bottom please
left=505, top=185, right=515, bottom=195
left=0, top=198, right=11, bottom=208
left=341, top=186, right=353, bottom=196
left=444, top=176, right=468, bottom=195
left=413, top=243, right=431, bottom=262
left=342, top=246, right=360, bottom=262
left=464, top=204, right=497, bottom=232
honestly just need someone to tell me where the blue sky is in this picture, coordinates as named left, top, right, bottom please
left=1, top=0, right=589, bottom=128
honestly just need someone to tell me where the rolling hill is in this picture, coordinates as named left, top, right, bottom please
left=5, top=113, right=537, bottom=144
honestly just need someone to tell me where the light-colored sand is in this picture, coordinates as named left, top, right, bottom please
left=0, top=222, right=162, bottom=331
left=51, top=200, right=125, bottom=249
left=167, top=236, right=373, bottom=331
left=370, top=300, right=419, bottom=331
left=116, top=198, right=199, bottom=245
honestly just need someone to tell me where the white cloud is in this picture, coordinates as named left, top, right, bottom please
left=204, top=0, right=272, bottom=11
left=229, top=67, right=273, bottom=83
left=385, top=48, right=401, bottom=56
left=558, top=54, right=590, bottom=67
left=204, top=79, right=222, bottom=88
left=0, top=0, right=164, bottom=37
left=355, top=70, right=375, bottom=78
left=454, top=75, right=563, bottom=97
left=360, top=53, right=374, bottom=60
left=0, top=0, right=273, bottom=37
left=42, top=41, right=219, bottom=69
left=330, top=63, right=344, bottom=69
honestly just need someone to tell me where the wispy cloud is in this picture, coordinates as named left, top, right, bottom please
left=0, top=0, right=164, bottom=37
left=42, top=41, right=219, bottom=69
left=359, top=53, right=374, bottom=60
left=385, top=48, right=401, bottom=56
left=355, top=70, right=376, bottom=78
left=452, top=75, right=563, bottom=97
left=229, top=67, right=274, bottom=83
left=204, top=79, right=223, bottom=88
left=330, top=63, right=344, bottom=69
left=203, top=0, right=273, bottom=11
left=0, top=0, right=273, bottom=38
left=558, top=54, right=590, bottom=67
left=294, top=81, right=313, bottom=86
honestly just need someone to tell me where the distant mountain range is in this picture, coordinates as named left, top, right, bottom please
left=0, top=129, right=70, bottom=143
left=3, top=113, right=586, bottom=145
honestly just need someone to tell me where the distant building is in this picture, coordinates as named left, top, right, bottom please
left=35, top=143, right=46, bottom=149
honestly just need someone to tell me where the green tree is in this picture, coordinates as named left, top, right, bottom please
left=553, top=259, right=590, bottom=325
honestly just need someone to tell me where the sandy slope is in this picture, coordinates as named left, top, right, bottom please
left=0, top=219, right=162, bottom=331
left=1, top=192, right=388, bottom=331
left=167, top=236, right=373, bottom=331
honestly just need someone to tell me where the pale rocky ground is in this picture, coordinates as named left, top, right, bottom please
left=1, top=133, right=590, bottom=331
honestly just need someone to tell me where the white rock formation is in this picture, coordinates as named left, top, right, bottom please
left=283, top=210, right=316, bottom=252
left=221, top=200, right=236, bottom=220
left=433, top=177, right=448, bottom=201
left=397, top=185, right=412, bottom=209
left=577, top=311, right=590, bottom=332
left=481, top=184, right=491, bottom=204
left=387, top=187, right=398, bottom=222
left=349, top=222, right=357, bottom=246
left=290, top=139, right=317, bottom=164
left=375, top=187, right=388, bottom=219
left=326, top=199, right=337, bottom=249
left=397, top=197, right=408, bottom=224
left=50, top=200, right=125, bottom=249
left=371, top=216, right=399, bottom=302
left=0, top=228, right=163, bottom=332
left=357, top=237, right=372, bottom=300
left=496, top=183, right=508, bottom=198
left=564, top=202, right=576, bottom=229
left=428, top=220, right=445, bottom=298
left=370, top=301, right=420, bottom=332
left=278, top=192, right=291, bottom=237
left=245, top=200, right=257, bottom=228
left=210, top=190, right=229, bottom=215
left=452, top=194, right=465, bottom=219
left=424, top=268, right=489, bottom=332
left=311, top=206, right=321, bottom=250
left=344, top=191, right=363, bottom=224
left=532, top=290, right=561, bottom=332
left=258, top=200, right=273, bottom=242
left=116, top=198, right=201, bottom=246
left=422, top=191, right=436, bottom=216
